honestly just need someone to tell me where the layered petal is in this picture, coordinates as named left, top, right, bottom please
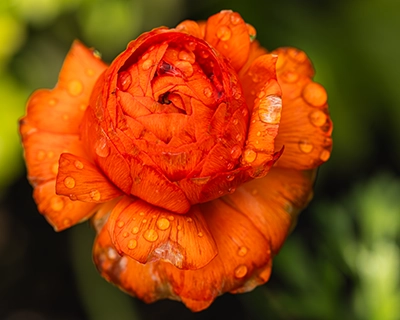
left=107, top=196, right=217, bottom=269
left=273, top=47, right=333, bottom=170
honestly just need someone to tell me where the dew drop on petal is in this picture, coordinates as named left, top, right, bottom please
left=217, top=25, right=232, bottom=41
left=37, top=150, right=46, bottom=161
left=226, top=174, right=235, bottom=182
left=281, top=71, right=299, bottom=83
left=309, top=110, right=327, bottom=127
left=320, top=149, right=331, bottom=162
left=259, top=95, right=282, bottom=124
left=117, top=220, right=125, bottom=228
left=123, top=232, right=129, bottom=238
left=95, top=138, right=110, bottom=158
left=231, top=145, right=242, bottom=159
left=142, top=59, right=153, bottom=71
left=156, top=217, right=170, bottom=230
left=117, top=71, right=132, bottom=91
left=128, top=239, right=137, bottom=249
left=74, top=160, right=84, bottom=169
left=89, top=189, right=101, bottom=201
left=63, top=218, right=72, bottom=227
left=175, top=61, right=194, bottom=77
left=186, top=217, right=193, bottom=223
left=235, top=133, right=243, bottom=142
left=244, top=149, right=257, bottom=163
left=198, top=232, right=203, bottom=237
left=131, top=226, right=139, bottom=234
left=69, top=194, right=77, bottom=201
left=64, top=177, right=76, bottom=189
left=298, top=140, right=314, bottom=153
left=177, top=225, right=182, bottom=231
left=178, top=50, right=195, bottom=64
left=237, top=246, right=248, bottom=257
left=230, top=12, right=241, bottom=25
left=234, top=265, right=248, bottom=278
left=168, top=215, right=175, bottom=221
left=203, top=87, right=212, bottom=98
left=232, top=118, right=238, bottom=125
left=68, top=80, right=83, bottom=96
left=50, top=196, right=64, bottom=211
left=143, top=229, right=158, bottom=242
left=302, top=82, right=327, bottom=107
left=142, top=219, right=147, bottom=224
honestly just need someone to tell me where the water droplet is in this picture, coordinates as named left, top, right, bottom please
left=168, top=215, right=175, bottom=221
left=69, top=194, right=77, bottom=201
left=259, top=95, right=282, bottom=124
left=107, top=247, right=118, bottom=259
left=320, top=149, right=331, bottom=161
left=303, top=82, right=328, bottom=107
left=123, top=232, right=129, bottom=238
left=156, top=218, right=170, bottom=230
left=203, top=87, right=212, bottom=98
left=185, top=41, right=197, bottom=51
left=237, top=246, right=248, bottom=257
left=89, top=189, right=101, bottom=201
left=117, top=221, right=125, bottom=228
left=298, top=140, right=314, bottom=153
left=175, top=61, right=194, bottom=77
left=142, top=59, right=153, bottom=71
left=178, top=50, right=195, bottom=64
left=186, top=217, right=193, bottom=223
left=230, top=12, right=241, bottom=25
left=63, top=218, right=72, bottom=227
left=234, top=265, right=248, bottom=278
left=95, top=138, right=110, bottom=158
left=288, top=48, right=307, bottom=63
left=309, top=110, right=327, bottom=127
left=50, top=196, right=64, bottom=211
left=235, top=133, right=243, bottom=142
left=256, top=131, right=262, bottom=137
left=230, top=145, right=242, bottom=159
left=217, top=25, right=232, bottom=41
left=191, top=176, right=211, bottom=185
left=177, top=225, right=182, bottom=231
left=131, top=226, right=139, bottom=234
left=74, top=160, right=84, bottom=169
left=232, top=118, right=238, bottom=125
left=258, top=91, right=266, bottom=99
left=143, top=229, right=158, bottom=242
left=117, top=71, right=132, bottom=91
left=246, top=23, right=256, bottom=42
left=199, top=50, right=209, bottom=59
left=139, top=212, right=145, bottom=216
left=252, top=73, right=261, bottom=83
left=226, top=162, right=234, bottom=170
left=142, top=219, right=148, bottom=224
left=68, top=80, right=83, bottom=96
left=142, top=53, right=149, bottom=60
left=128, top=239, right=137, bottom=249
left=244, top=149, right=257, bottom=163
left=64, top=176, right=76, bottom=189
left=281, top=71, right=299, bottom=83
left=198, top=232, right=203, bottom=237
left=234, top=91, right=241, bottom=100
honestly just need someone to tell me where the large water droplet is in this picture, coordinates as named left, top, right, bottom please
left=230, top=12, right=241, bottom=25
left=237, top=246, right=248, bottom=257
left=217, top=25, right=232, bottom=41
left=128, top=239, right=137, bottom=249
left=74, top=160, right=84, bottom=170
left=320, top=149, right=331, bottom=162
left=230, top=145, right=242, bottom=159
left=303, top=82, right=327, bottom=107
left=243, top=149, right=257, bottom=163
left=95, top=138, right=110, bottom=158
left=89, top=189, right=101, bottom=201
left=234, top=265, right=248, bottom=278
left=178, top=49, right=195, bottom=64
left=142, top=59, right=153, bottom=71
left=175, top=61, right=194, bottom=77
left=117, top=71, right=132, bottom=91
left=68, top=80, right=83, bottom=96
left=143, top=229, right=158, bottom=242
left=117, top=220, right=125, bottom=228
left=309, top=110, right=327, bottom=127
left=203, top=87, right=212, bottom=98
left=298, top=140, right=314, bottom=153
left=131, top=226, right=139, bottom=234
left=64, top=176, right=76, bottom=189
left=156, top=218, right=170, bottom=230
left=259, top=95, right=282, bottom=124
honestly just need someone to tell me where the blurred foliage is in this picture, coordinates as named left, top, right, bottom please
left=1, top=0, right=399, bottom=319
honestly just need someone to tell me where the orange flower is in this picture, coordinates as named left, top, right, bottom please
left=19, top=10, right=332, bottom=311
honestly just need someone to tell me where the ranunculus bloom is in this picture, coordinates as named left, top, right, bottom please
left=20, top=10, right=332, bottom=311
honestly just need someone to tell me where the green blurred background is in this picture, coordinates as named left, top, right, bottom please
left=1, top=0, right=399, bottom=319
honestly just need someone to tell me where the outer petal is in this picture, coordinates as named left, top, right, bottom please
left=21, top=40, right=107, bottom=135
left=56, top=153, right=123, bottom=202
left=225, top=167, right=316, bottom=254
left=204, top=10, right=250, bottom=71
left=107, top=197, right=217, bottom=270
left=34, top=180, right=98, bottom=231
left=273, top=47, right=333, bottom=170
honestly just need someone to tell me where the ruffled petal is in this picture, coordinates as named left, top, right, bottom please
left=21, top=40, right=107, bottom=135
left=273, top=47, right=333, bottom=170
left=107, top=196, right=217, bottom=270
left=33, top=180, right=98, bottom=231
left=204, top=10, right=250, bottom=71
left=225, top=167, right=316, bottom=253
left=56, top=153, right=123, bottom=202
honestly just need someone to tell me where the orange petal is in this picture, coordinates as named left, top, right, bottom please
left=204, top=10, right=250, bottom=71
left=225, top=167, right=316, bottom=254
left=34, top=180, right=98, bottom=231
left=93, top=225, right=174, bottom=304
left=176, top=20, right=204, bottom=38
left=56, top=153, right=123, bottom=203
left=21, top=130, right=87, bottom=186
left=21, top=40, right=107, bottom=135
left=273, top=47, right=333, bottom=169
left=107, top=197, right=217, bottom=270
left=238, top=40, right=268, bottom=76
